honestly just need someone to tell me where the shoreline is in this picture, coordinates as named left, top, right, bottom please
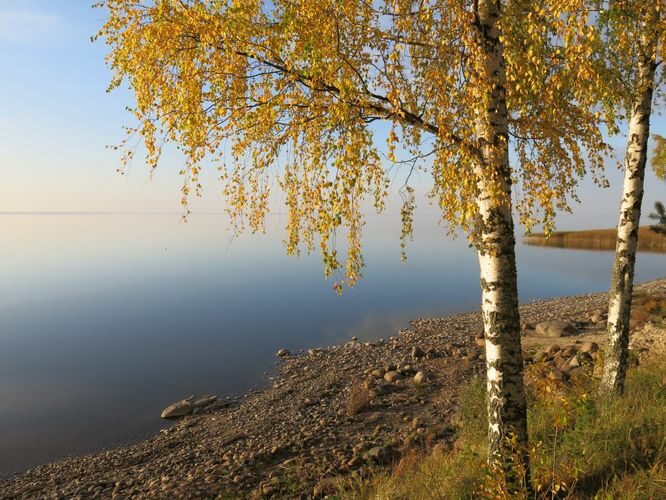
left=524, top=227, right=666, bottom=253
left=3, top=278, right=665, bottom=498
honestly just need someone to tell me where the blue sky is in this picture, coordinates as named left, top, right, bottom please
left=0, top=1, right=664, bottom=229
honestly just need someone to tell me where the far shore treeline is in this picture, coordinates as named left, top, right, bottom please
left=524, top=227, right=666, bottom=254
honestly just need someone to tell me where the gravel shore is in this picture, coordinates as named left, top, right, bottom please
left=2, top=278, right=665, bottom=499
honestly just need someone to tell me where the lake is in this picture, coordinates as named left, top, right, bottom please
left=1, top=213, right=664, bottom=477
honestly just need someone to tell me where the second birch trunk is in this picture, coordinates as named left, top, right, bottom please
left=601, top=14, right=658, bottom=396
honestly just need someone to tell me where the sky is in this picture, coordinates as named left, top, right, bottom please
left=0, top=0, right=665, bottom=229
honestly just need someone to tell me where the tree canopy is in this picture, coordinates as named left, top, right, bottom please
left=97, top=0, right=617, bottom=287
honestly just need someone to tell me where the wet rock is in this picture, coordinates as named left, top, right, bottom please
left=533, top=320, right=576, bottom=338
left=276, top=349, right=291, bottom=357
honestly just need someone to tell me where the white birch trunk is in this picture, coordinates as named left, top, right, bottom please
left=473, top=0, right=529, bottom=489
left=601, top=21, right=658, bottom=395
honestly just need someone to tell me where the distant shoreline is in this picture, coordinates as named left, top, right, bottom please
left=524, top=227, right=666, bottom=254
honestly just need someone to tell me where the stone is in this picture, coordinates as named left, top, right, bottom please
left=398, top=364, right=415, bottom=375
left=554, top=354, right=570, bottom=372
left=577, top=351, right=595, bottom=368
left=561, top=346, right=578, bottom=358
left=548, top=368, right=565, bottom=381
left=589, top=309, right=606, bottom=323
left=371, top=368, right=385, bottom=379
left=191, top=394, right=217, bottom=408
left=276, top=348, right=291, bottom=357
left=463, top=347, right=478, bottom=360
left=475, top=337, right=486, bottom=348
left=384, top=371, right=402, bottom=383
left=521, top=321, right=535, bottom=331
left=160, top=394, right=217, bottom=418
left=533, top=320, right=576, bottom=338
left=412, top=346, right=425, bottom=358
left=365, top=445, right=394, bottom=464
left=413, top=371, right=427, bottom=385
left=544, top=344, right=561, bottom=356
left=161, top=397, right=194, bottom=419
left=580, top=341, right=599, bottom=354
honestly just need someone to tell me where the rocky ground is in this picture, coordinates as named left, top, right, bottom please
left=2, top=279, right=665, bottom=499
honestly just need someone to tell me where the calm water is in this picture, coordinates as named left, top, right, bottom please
left=1, top=214, right=664, bottom=476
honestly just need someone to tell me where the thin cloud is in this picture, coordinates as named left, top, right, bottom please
left=0, top=9, right=62, bottom=43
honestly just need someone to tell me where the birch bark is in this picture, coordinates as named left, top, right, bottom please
left=473, top=0, right=530, bottom=488
left=601, top=18, right=658, bottom=395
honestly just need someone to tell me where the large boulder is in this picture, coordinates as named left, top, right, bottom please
left=532, top=320, right=576, bottom=338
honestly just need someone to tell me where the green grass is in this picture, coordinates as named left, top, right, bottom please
left=341, top=360, right=666, bottom=499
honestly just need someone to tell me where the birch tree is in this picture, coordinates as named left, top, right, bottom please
left=97, top=0, right=614, bottom=487
left=599, top=0, right=665, bottom=396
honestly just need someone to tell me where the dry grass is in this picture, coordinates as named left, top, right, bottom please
left=523, top=227, right=666, bottom=253
left=342, top=360, right=666, bottom=499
